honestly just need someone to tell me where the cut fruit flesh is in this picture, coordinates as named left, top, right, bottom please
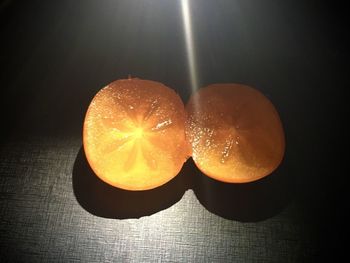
left=186, top=83, right=285, bottom=183
left=83, top=78, right=189, bottom=190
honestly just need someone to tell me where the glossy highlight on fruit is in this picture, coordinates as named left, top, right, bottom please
left=83, top=78, right=189, bottom=190
left=186, top=83, right=285, bottom=183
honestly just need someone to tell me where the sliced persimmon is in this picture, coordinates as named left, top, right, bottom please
left=83, top=78, right=190, bottom=190
left=186, top=83, right=285, bottom=183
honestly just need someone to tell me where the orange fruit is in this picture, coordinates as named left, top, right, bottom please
left=186, top=83, right=285, bottom=183
left=83, top=78, right=190, bottom=190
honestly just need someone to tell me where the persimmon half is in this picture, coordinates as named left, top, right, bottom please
left=186, top=83, right=285, bottom=183
left=83, top=78, right=189, bottom=190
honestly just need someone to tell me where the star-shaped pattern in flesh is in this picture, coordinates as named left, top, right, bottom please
left=101, top=99, right=174, bottom=172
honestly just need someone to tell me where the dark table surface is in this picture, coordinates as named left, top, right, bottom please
left=0, top=0, right=346, bottom=262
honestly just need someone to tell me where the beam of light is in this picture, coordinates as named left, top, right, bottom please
left=181, top=0, right=199, bottom=92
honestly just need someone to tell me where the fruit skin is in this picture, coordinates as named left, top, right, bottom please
left=83, top=78, right=190, bottom=191
left=186, top=83, right=285, bottom=183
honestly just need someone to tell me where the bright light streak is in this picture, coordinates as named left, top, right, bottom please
left=181, top=0, right=199, bottom=92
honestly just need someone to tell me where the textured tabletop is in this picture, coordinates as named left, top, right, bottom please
left=0, top=137, right=314, bottom=262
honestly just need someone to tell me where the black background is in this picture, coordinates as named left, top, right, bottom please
left=0, top=0, right=346, bottom=261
